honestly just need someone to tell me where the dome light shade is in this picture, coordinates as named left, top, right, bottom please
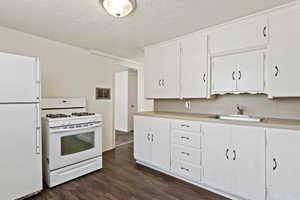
left=102, top=0, right=136, bottom=18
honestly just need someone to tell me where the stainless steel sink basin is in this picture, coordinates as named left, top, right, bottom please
left=216, top=115, right=264, bottom=122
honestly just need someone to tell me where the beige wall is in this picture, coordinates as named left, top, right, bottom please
left=155, top=94, right=300, bottom=120
left=0, top=26, right=129, bottom=151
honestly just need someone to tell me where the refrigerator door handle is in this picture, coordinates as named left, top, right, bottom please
left=35, top=104, right=41, bottom=154
left=35, top=58, right=41, bottom=101
left=36, top=127, right=41, bottom=154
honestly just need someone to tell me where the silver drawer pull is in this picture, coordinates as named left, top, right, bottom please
left=180, top=167, right=190, bottom=172
left=181, top=152, right=190, bottom=156
left=181, top=124, right=190, bottom=128
left=181, top=136, right=190, bottom=140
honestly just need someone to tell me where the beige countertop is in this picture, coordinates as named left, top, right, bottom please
left=136, top=111, right=300, bottom=131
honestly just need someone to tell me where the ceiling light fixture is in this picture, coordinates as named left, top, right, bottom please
left=101, top=0, right=136, bottom=18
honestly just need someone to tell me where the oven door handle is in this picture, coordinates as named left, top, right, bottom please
left=50, top=124, right=101, bottom=133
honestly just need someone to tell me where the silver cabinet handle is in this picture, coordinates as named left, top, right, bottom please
left=147, top=133, right=150, bottom=141
left=232, top=71, right=236, bottom=80
left=233, top=150, right=236, bottom=160
left=273, top=158, right=278, bottom=171
left=162, top=79, right=165, bottom=87
left=180, top=167, right=190, bottom=172
left=181, top=124, right=190, bottom=128
left=263, top=26, right=267, bottom=37
left=238, top=71, right=242, bottom=80
left=275, top=66, right=279, bottom=77
left=181, top=136, right=190, bottom=140
left=225, top=148, right=229, bottom=160
left=181, top=152, right=190, bottom=156
left=203, top=73, right=206, bottom=83
left=159, top=80, right=162, bottom=87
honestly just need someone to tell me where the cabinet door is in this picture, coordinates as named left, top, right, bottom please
left=0, top=52, right=39, bottom=103
left=237, top=51, right=265, bottom=92
left=134, top=116, right=152, bottom=164
left=151, top=118, right=171, bottom=170
left=267, top=128, right=300, bottom=200
left=160, top=42, right=181, bottom=98
left=231, top=126, right=266, bottom=200
left=211, top=54, right=237, bottom=93
left=202, top=123, right=232, bottom=192
left=181, top=34, right=208, bottom=98
left=209, top=18, right=268, bottom=54
left=144, top=47, right=163, bottom=98
left=269, top=7, right=300, bottom=97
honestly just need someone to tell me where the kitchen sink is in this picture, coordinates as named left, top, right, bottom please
left=216, top=114, right=264, bottom=122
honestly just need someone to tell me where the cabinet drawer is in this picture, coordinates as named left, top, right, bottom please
left=172, top=145, right=201, bottom=166
left=172, top=130, right=201, bottom=149
left=171, top=120, right=201, bottom=132
left=172, top=160, right=201, bottom=182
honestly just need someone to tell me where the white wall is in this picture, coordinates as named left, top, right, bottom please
left=114, top=71, right=129, bottom=132
left=155, top=94, right=300, bottom=120
left=0, top=25, right=132, bottom=151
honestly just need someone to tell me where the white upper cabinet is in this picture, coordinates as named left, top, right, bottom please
left=212, top=50, right=265, bottom=94
left=180, top=33, right=208, bottom=98
left=268, top=7, right=300, bottom=97
left=236, top=51, right=265, bottom=92
left=209, top=18, right=268, bottom=55
left=267, top=128, right=300, bottom=200
left=144, top=47, right=162, bottom=98
left=211, top=54, right=237, bottom=93
left=144, top=42, right=180, bottom=99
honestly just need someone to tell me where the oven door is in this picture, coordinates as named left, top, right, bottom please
left=48, top=125, right=102, bottom=171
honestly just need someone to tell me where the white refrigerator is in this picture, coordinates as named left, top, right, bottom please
left=0, top=52, right=43, bottom=199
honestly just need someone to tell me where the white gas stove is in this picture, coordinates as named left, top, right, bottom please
left=42, top=99, right=103, bottom=187
left=45, top=113, right=102, bottom=132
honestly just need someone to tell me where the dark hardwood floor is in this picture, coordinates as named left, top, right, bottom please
left=115, top=130, right=133, bottom=146
left=30, top=143, right=228, bottom=200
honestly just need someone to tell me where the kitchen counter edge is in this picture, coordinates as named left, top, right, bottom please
left=135, top=111, right=300, bottom=131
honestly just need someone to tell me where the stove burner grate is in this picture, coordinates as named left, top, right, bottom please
left=46, top=114, right=71, bottom=118
left=72, top=112, right=95, bottom=116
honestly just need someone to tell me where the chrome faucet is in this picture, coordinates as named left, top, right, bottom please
left=236, top=104, right=244, bottom=115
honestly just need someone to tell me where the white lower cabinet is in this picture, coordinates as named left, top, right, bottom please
left=266, top=128, right=300, bottom=200
left=172, top=145, right=201, bottom=165
left=170, top=120, right=202, bottom=183
left=202, top=123, right=266, bottom=200
left=135, top=115, right=300, bottom=200
left=202, top=124, right=232, bottom=193
left=172, top=130, right=201, bottom=148
left=134, top=116, right=171, bottom=170
left=172, top=160, right=201, bottom=182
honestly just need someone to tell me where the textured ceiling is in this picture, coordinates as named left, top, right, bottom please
left=0, top=0, right=295, bottom=60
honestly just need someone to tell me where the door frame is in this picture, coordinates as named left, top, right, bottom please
left=112, top=62, right=154, bottom=149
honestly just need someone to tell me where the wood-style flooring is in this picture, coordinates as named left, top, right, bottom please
left=115, top=130, right=133, bottom=146
left=30, top=143, right=228, bottom=200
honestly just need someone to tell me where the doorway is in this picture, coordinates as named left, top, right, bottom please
left=114, top=69, right=137, bottom=147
